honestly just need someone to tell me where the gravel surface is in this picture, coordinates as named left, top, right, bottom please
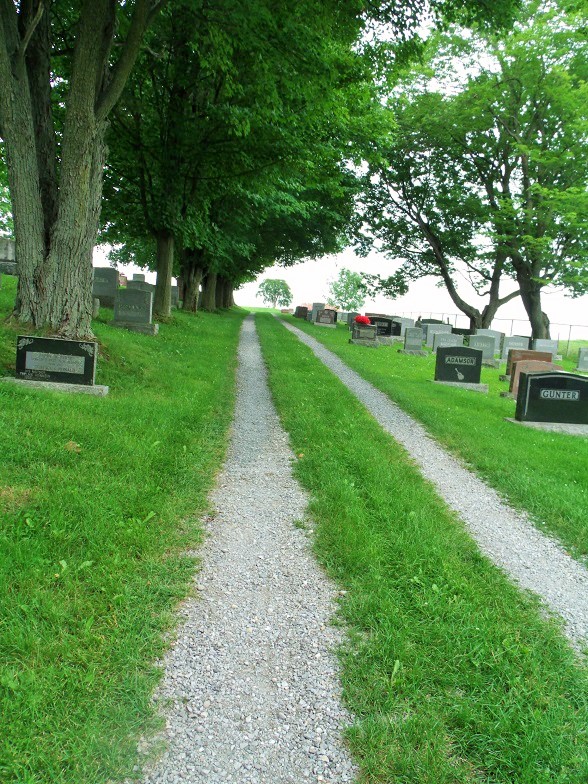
left=135, top=316, right=356, bottom=784
left=283, top=320, right=588, bottom=649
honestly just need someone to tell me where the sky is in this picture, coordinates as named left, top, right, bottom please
left=95, top=246, right=588, bottom=342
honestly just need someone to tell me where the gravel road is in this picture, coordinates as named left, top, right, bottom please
left=282, top=320, right=588, bottom=649
left=135, top=316, right=356, bottom=784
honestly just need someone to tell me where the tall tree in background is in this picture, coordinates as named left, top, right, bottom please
left=256, top=279, right=292, bottom=308
left=0, top=1, right=165, bottom=337
left=329, top=268, right=367, bottom=311
left=361, top=0, right=588, bottom=337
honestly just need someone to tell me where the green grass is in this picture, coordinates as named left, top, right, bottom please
left=280, top=316, right=588, bottom=563
left=256, top=313, right=588, bottom=784
left=0, top=277, right=246, bottom=783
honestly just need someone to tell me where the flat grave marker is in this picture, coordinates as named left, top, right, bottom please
left=515, top=371, right=588, bottom=425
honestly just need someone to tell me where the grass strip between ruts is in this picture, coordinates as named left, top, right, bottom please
left=256, top=313, right=588, bottom=784
left=0, top=275, right=246, bottom=784
left=278, top=314, right=588, bottom=565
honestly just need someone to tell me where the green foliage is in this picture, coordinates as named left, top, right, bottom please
left=0, top=145, right=13, bottom=237
left=257, top=312, right=588, bottom=783
left=256, top=278, right=293, bottom=308
left=0, top=276, right=245, bottom=783
left=328, top=268, right=367, bottom=310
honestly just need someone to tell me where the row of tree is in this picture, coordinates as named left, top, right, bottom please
left=1, top=0, right=584, bottom=340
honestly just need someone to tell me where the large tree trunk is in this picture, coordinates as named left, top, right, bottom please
left=513, top=263, right=548, bottom=339
left=0, top=1, right=159, bottom=339
left=180, top=248, right=204, bottom=312
left=153, top=230, right=173, bottom=320
left=201, top=271, right=217, bottom=311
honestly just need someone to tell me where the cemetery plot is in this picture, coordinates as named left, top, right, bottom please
left=15, top=335, right=98, bottom=385
left=515, top=371, right=588, bottom=424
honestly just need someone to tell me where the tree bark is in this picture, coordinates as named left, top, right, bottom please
left=0, top=1, right=161, bottom=338
left=153, top=230, right=173, bottom=320
left=180, top=248, right=204, bottom=312
left=201, top=271, right=217, bottom=311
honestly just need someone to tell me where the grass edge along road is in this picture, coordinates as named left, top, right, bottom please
left=0, top=276, right=246, bottom=784
left=278, top=314, right=588, bottom=565
left=256, top=313, right=588, bottom=784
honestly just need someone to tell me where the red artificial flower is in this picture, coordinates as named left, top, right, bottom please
left=354, top=315, right=371, bottom=325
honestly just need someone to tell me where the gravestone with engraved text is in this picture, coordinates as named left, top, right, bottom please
left=515, top=371, right=588, bottom=424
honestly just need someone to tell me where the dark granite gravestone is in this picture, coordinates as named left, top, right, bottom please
left=425, top=324, right=451, bottom=347
left=315, top=308, right=336, bottom=327
left=434, top=346, right=483, bottom=383
left=468, top=335, right=496, bottom=360
left=433, top=332, right=464, bottom=352
left=515, top=371, right=588, bottom=424
left=509, top=359, right=562, bottom=398
left=349, top=323, right=378, bottom=347
left=171, top=286, right=179, bottom=307
left=501, top=336, right=530, bottom=360
left=505, top=349, right=553, bottom=378
left=92, top=267, right=119, bottom=308
left=347, top=312, right=360, bottom=326
left=577, top=348, right=588, bottom=373
left=132, top=273, right=146, bottom=282
left=370, top=317, right=394, bottom=336
left=294, top=306, right=308, bottom=319
left=16, top=335, right=98, bottom=385
left=114, top=289, right=158, bottom=335
left=452, top=327, right=475, bottom=337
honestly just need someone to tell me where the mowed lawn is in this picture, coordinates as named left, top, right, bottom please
left=279, top=314, right=588, bottom=564
left=256, top=313, right=588, bottom=784
left=0, top=276, right=245, bottom=783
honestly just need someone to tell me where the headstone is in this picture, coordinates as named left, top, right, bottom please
left=119, top=273, right=128, bottom=287
left=347, top=312, right=360, bottom=327
left=515, top=371, right=588, bottom=424
left=171, top=285, right=179, bottom=308
left=349, top=323, right=378, bottom=347
left=468, top=335, right=496, bottom=360
left=92, top=297, right=100, bottom=318
left=501, top=336, right=531, bottom=360
left=400, top=327, right=425, bottom=355
left=392, top=317, right=415, bottom=336
left=433, top=332, right=464, bottom=352
left=15, top=335, right=98, bottom=385
left=126, top=280, right=155, bottom=293
left=365, top=312, right=388, bottom=319
left=132, top=273, right=146, bottom=282
left=533, top=339, right=559, bottom=358
left=434, top=346, right=483, bottom=384
left=577, top=348, right=588, bottom=373
left=425, top=324, right=452, bottom=348
left=509, top=359, right=563, bottom=398
left=92, top=267, right=119, bottom=308
left=311, top=302, right=325, bottom=322
left=452, top=327, right=475, bottom=337
left=338, top=311, right=349, bottom=325
left=475, top=329, right=504, bottom=355
left=505, top=349, right=554, bottom=378
left=420, top=318, right=445, bottom=325
left=294, top=306, right=308, bottom=319
left=370, top=317, right=394, bottom=337
left=315, top=308, right=336, bottom=328
left=114, top=289, right=159, bottom=335
left=0, top=238, right=17, bottom=275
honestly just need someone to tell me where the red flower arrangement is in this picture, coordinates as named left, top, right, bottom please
left=354, top=315, right=371, bottom=325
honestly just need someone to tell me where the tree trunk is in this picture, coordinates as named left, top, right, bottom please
left=180, top=249, right=204, bottom=312
left=0, top=1, right=160, bottom=338
left=201, top=271, right=217, bottom=311
left=514, top=266, right=547, bottom=339
left=216, top=275, right=229, bottom=309
left=153, top=231, right=174, bottom=320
